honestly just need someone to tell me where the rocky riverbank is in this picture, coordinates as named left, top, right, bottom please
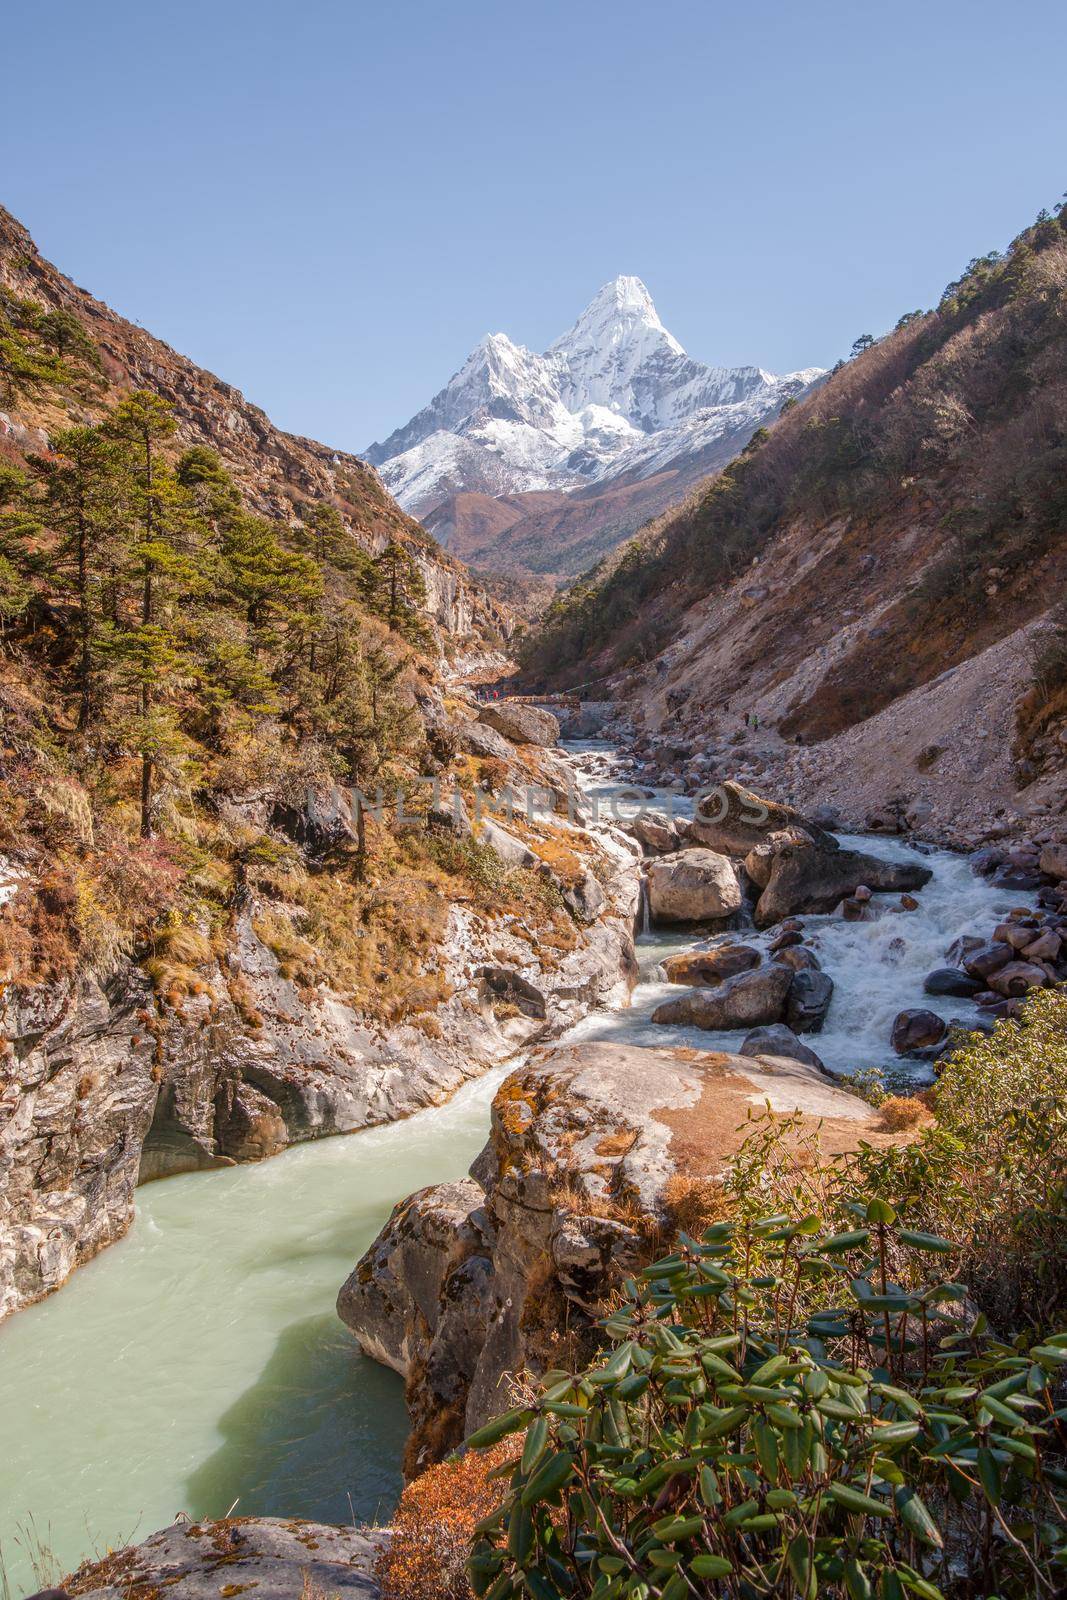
left=338, top=751, right=1067, bottom=1476
left=337, top=1037, right=895, bottom=1473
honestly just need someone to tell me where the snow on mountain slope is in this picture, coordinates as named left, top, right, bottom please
left=365, top=277, right=823, bottom=519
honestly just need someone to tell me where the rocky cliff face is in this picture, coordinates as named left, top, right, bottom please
left=1, top=713, right=640, bottom=1323
left=0, top=206, right=509, bottom=646
left=338, top=1037, right=892, bottom=1473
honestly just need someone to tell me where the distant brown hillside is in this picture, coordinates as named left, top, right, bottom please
left=423, top=404, right=777, bottom=588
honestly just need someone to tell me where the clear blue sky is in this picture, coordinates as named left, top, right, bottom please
left=5, top=0, right=1065, bottom=452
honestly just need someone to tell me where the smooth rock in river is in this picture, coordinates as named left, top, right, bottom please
left=740, top=1024, right=826, bottom=1072
left=891, top=1009, right=948, bottom=1056
left=963, top=941, right=1014, bottom=982
left=924, top=967, right=983, bottom=999
left=986, top=960, right=1048, bottom=998
left=479, top=702, right=559, bottom=747
left=1022, top=929, right=1062, bottom=963
left=755, top=841, right=932, bottom=927
left=784, top=969, right=834, bottom=1035
left=652, top=962, right=793, bottom=1029
left=946, top=934, right=984, bottom=966
left=743, top=828, right=814, bottom=890
left=647, top=849, right=743, bottom=924
left=772, top=945, right=822, bottom=973
left=969, top=845, right=1006, bottom=877
left=630, top=810, right=681, bottom=854
left=990, top=862, right=1043, bottom=891
left=662, top=945, right=761, bottom=986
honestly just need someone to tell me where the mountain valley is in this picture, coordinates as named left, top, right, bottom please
left=1, top=194, right=1066, bottom=1600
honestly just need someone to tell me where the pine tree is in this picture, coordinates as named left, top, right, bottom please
left=361, top=539, right=430, bottom=645
left=220, top=513, right=322, bottom=649
left=105, top=392, right=202, bottom=835
left=0, top=463, right=35, bottom=633
left=36, top=425, right=131, bottom=729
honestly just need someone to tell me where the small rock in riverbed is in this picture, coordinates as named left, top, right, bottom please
left=964, top=941, right=1014, bottom=981
left=987, top=960, right=1048, bottom=998
left=772, top=945, right=822, bottom=973
left=663, top=945, right=761, bottom=986
left=740, top=1024, right=826, bottom=1072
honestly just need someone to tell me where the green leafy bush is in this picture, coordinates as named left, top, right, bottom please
left=467, top=1203, right=1066, bottom=1600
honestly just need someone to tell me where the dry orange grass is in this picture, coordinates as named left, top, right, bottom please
left=378, top=1440, right=513, bottom=1600
left=878, top=1094, right=934, bottom=1132
left=661, top=1171, right=729, bottom=1238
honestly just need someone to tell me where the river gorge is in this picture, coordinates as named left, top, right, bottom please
left=0, top=744, right=1046, bottom=1597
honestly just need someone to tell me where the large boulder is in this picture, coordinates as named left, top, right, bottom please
left=338, top=1040, right=893, bottom=1465
left=744, top=828, right=816, bottom=890
left=662, top=945, right=761, bottom=986
left=646, top=849, right=742, bottom=924
left=477, top=816, right=538, bottom=869
left=688, top=781, right=837, bottom=857
left=479, top=701, right=560, bottom=747
left=651, top=962, right=793, bottom=1029
left=457, top=718, right=514, bottom=760
left=629, top=810, right=682, bottom=854
left=270, top=782, right=360, bottom=854
left=63, top=1518, right=383, bottom=1600
left=739, top=1024, right=826, bottom=1072
left=755, top=840, right=932, bottom=927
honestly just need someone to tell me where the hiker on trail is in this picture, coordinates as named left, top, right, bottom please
left=752, top=713, right=759, bottom=732
left=743, top=712, right=750, bottom=727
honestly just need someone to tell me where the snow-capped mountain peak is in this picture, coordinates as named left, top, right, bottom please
left=549, top=273, right=684, bottom=361
left=365, top=281, right=823, bottom=517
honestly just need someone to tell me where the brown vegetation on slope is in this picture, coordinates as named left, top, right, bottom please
left=520, top=204, right=1067, bottom=747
